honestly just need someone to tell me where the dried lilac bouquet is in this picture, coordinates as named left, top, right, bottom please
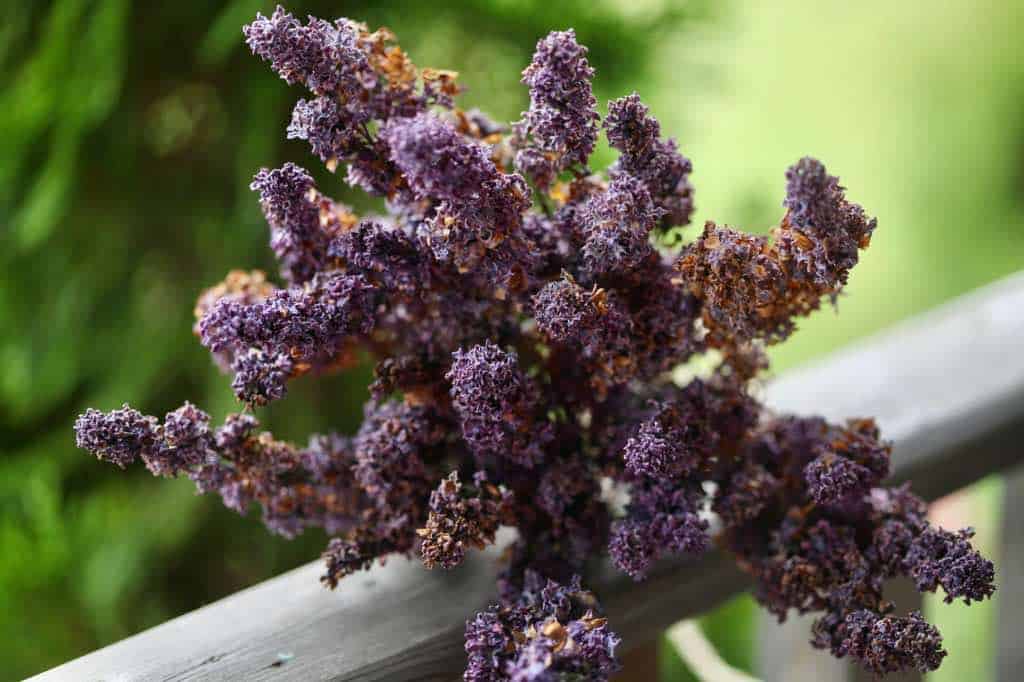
left=74, top=7, right=994, bottom=679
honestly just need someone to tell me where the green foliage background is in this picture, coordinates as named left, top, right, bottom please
left=1, top=1, right=1021, bottom=680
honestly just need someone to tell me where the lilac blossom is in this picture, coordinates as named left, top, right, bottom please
left=197, top=271, right=375, bottom=403
left=781, top=156, right=877, bottom=285
left=382, top=113, right=532, bottom=281
left=812, top=610, right=946, bottom=675
left=251, top=163, right=335, bottom=283
left=579, top=173, right=661, bottom=280
left=418, top=471, right=514, bottom=570
left=74, top=11, right=994, bottom=678
left=74, top=405, right=157, bottom=469
left=287, top=96, right=369, bottom=165
left=515, top=29, right=600, bottom=188
left=609, top=480, right=709, bottom=579
left=605, top=93, right=694, bottom=229
left=447, top=343, right=551, bottom=468
left=465, top=572, right=621, bottom=682
left=244, top=7, right=371, bottom=97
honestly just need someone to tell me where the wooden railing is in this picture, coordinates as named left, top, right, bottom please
left=33, top=272, right=1024, bottom=682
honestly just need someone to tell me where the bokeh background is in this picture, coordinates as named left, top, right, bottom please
left=2, top=1, right=1022, bottom=680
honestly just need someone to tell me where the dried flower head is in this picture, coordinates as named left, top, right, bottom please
left=418, top=471, right=514, bottom=570
left=74, top=9, right=993, bottom=679
left=515, top=29, right=600, bottom=188
left=465, top=572, right=620, bottom=681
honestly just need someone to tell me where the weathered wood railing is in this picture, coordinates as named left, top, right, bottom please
left=34, top=272, right=1024, bottom=681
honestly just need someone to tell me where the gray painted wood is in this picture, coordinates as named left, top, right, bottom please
left=34, top=272, right=1024, bottom=682
left=998, top=465, right=1024, bottom=682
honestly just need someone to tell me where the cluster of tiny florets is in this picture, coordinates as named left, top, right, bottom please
left=464, top=572, right=621, bottom=681
left=418, top=471, right=515, bottom=570
left=515, top=29, right=600, bottom=189
left=604, top=93, right=694, bottom=229
left=74, top=7, right=993, bottom=679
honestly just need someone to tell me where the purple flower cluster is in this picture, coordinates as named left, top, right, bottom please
left=609, top=478, right=708, bottom=579
left=246, top=6, right=459, bottom=197
left=75, top=8, right=994, bottom=679
left=578, top=173, right=661, bottom=280
left=719, top=423, right=994, bottom=674
left=677, top=157, right=878, bottom=347
left=465, top=572, right=620, bottom=681
left=197, top=270, right=375, bottom=404
left=75, top=405, right=363, bottom=538
left=251, top=163, right=358, bottom=284
left=75, top=404, right=160, bottom=470
left=515, top=30, right=600, bottom=189
left=605, top=93, right=695, bottom=229
left=447, top=343, right=552, bottom=468
left=244, top=8, right=372, bottom=97
left=382, top=113, right=532, bottom=281
left=419, top=471, right=515, bottom=570
left=812, top=610, right=946, bottom=676
left=781, top=156, right=877, bottom=285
